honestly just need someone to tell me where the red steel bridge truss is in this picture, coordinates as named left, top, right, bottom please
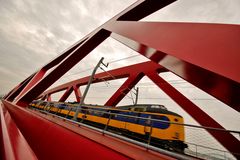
left=1, top=0, right=240, bottom=159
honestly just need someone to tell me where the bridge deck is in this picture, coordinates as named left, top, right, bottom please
left=1, top=101, right=179, bottom=160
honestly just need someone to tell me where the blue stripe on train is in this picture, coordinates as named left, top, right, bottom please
left=113, top=111, right=170, bottom=129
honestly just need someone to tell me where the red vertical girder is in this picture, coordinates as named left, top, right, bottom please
left=144, top=71, right=240, bottom=158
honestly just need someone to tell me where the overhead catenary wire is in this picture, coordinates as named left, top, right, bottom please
left=53, top=55, right=205, bottom=102
left=61, top=54, right=142, bottom=79
left=99, top=63, right=138, bottom=104
left=64, top=95, right=219, bottom=101
left=79, top=81, right=194, bottom=90
left=85, top=97, right=218, bottom=100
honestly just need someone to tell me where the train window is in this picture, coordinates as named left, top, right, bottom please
left=109, top=110, right=120, bottom=119
left=125, top=112, right=138, bottom=123
left=151, top=115, right=170, bottom=129
left=102, top=110, right=110, bottom=118
left=113, top=111, right=128, bottom=122
left=80, top=106, right=89, bottom=114
left=150, top=105, right=167, bottom=110
left=91, top=108, right=105, bottom=117
left=57, top=103, right=67, bottom=109
left=40, top=102, right=47, bottom=106
left=139, top=114, right=151, bottom=126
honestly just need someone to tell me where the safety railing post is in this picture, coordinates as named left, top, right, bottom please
left=147, top=117, right=153, bottom=150
left=103, top=114, right=112, bottom=135
left=55, top=108, right=60, bottom=115
left=65, top=107, right=72, bottom=118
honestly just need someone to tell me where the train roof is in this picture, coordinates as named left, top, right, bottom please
left=32, top=100, right=182, bottom=117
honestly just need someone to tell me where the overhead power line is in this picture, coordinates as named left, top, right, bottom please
left=65, top=95, right=218, bottom=101
left=61, top=55, right=142, bottom=79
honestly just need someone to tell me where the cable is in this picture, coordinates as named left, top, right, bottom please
left=108, top=55, right=141, bottom=64
left=65, top=95, right=218, bottom=101
left=75, top=81, right=191, bottom=89
left=61, top=55, right=141, bottom=79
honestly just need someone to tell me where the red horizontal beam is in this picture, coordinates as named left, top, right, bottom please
left=40, top=61, right=164, bottom=99
left=105, top=22, right=240, bottom=111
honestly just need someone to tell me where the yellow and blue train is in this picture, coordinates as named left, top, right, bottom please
left=30, top=100, right=187, bottom=152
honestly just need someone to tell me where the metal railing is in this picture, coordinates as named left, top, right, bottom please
left=30, top=105, right=240, bottom=160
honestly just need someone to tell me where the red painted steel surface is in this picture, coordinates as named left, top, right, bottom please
left=46, top=94, right=51, bottom=101
left=105, top=73, right=144, bottom=106
left=39, top=61, right=164, bottom=100
left=2, top=0, right=240, bottom=159
left=14, top=70, right=46, bottom=102
left=106, top=22, right=240, bottom=112
left=59, top=87, right=74, bottom=102
left=9, top=0, right=176, bottom=106
left=145, top=71, right=240, bottom=158
left=0, top=102, right=37, bottom=160
left=2, top=100, right=132, bottom=160
left=29, top=106, right=176, bottom=160
left=73, top=85, right=81, bottom=102
left=5, top=73, right=36, bottom=101
left=38, top=61, right=240, bottom=158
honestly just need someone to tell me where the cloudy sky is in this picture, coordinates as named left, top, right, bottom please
left=0, top=0, right=240, bottom=153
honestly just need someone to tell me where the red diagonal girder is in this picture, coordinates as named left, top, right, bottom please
left=59, top=87, right=73, bottom=102
left=105, top=22, right=240, bottom=112
left=15, top=69, right=46, bottom=101
left=58, top=86, right=81, bottom=102
left=39, top=61, right=165, bottom=99
left=105, top=73, right=144, bottom=106
left=39, top=61, right=240, bottom=158
left=10, top=0, right=176, bottom=106
left=106, top=22, right=240, bottom=82
left=145, top=71, right=240, bottom=158
left=73, top=85, right=82, bottom=102
left=5, top=73, right=36, bottom=101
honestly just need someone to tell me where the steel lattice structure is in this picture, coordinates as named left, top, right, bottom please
left=1, top=0, right=240, bottom=159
